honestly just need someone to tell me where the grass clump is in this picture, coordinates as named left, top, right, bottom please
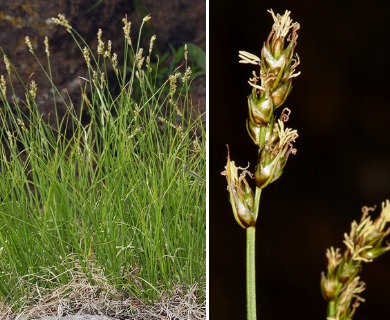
left=0, top=13, right=205, bottom=316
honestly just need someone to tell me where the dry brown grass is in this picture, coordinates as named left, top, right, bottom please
left=0, top=257, right=205, bottom=320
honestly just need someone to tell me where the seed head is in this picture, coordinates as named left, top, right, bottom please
left=122, top=16, right=132, bottom=45
left=0, top=75, right=6, bottom=96
left=239, top=9, right=300, bottom=107
left=25, top=36, right=34, bottom=54
left=142, top=14, right=151, bottom=22
left=52, top=14, right=71, bottom=32
left=29, top=80, right=37, bottom=100
left=97, top=29, right=104, bottom=56
left=3, top=55, right=11, bottom=75
left=254, top=119, right=298, bottom=189
left=44, top=36, right=50, bottom=58
left=222, top=148, right=256, bottom=228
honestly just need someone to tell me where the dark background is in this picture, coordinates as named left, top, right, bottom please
left=210, top=1, right=390, bottom=319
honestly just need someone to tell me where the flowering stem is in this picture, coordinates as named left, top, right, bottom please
left=223, top=10, right=300, bottom=320
left=246, top=187, right=262, bottom=320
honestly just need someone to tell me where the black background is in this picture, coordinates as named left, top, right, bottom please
left=210, top=1, right=390, bottom=319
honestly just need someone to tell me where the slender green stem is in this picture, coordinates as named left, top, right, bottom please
left=246, top=226, right=256, bottom=320
left=253, top=186, right=262, bottom=221
left=246, top=187, right=262, bottom=320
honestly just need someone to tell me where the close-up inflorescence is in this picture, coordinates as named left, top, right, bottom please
left=221, top=9, right=301, bottom=320
left=223, top=9, right=300, bottom=228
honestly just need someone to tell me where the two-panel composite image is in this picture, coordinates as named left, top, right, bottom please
left=1, top=1, right=390, bottom=320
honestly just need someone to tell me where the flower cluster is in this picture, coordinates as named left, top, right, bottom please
left=321, top=201, right=390, bottom=320
left=222, top=10, right=300, bottom=228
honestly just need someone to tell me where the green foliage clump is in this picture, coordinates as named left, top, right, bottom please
left=0, top=14, right=205, bottom=312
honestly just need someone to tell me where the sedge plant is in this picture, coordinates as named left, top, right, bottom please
left=221, top=10, right=300, bottom=320
left=0, top=14, right=205, bottom=316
